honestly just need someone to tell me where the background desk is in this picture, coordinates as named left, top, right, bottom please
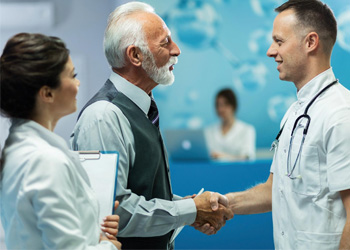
left=170, top=159, right=274, bottom=249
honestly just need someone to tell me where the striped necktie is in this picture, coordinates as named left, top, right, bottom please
left=148, top=98, right=159, bottom=128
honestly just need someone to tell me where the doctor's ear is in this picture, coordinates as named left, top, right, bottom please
left=304, top=32, right=319, bottom=53
left=126, top=45, right=143, bottom=67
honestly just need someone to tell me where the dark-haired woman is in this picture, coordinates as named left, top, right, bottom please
left=205, top=88, right=256, bottom=161
left=0, top=33, right=121, bottom=249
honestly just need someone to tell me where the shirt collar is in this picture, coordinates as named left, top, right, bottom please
left=109, top=71, right=152, bottom=115
left=10, top=118, right=70, bottom=152
left=296, top=67, right=337, bottom=104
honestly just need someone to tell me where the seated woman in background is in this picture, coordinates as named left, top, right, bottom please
left=205, top=88, right=256, bottom=161
left=0, top=33, right=121, bottom=249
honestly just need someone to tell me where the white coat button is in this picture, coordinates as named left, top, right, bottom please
left=281, top=231, right=284, bottom=236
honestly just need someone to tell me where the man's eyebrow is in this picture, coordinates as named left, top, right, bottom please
left=272, top=35, right=282, bottom=41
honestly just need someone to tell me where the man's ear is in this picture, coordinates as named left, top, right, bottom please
left=38, top=86, right=54, bottom=103
left=304, top=31, right=319, bottom=53
left=126, top=45, right=143, bottom=67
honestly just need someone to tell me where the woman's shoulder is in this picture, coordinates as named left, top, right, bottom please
left=19, top=142, right=69, bottom=169
left=2, top=138, right=74, bottom=195
left=5, top=129, right=70, bottom=170
left=204, top=123, right=221, bottom=137
left=235, top=120, right=256, bottom=133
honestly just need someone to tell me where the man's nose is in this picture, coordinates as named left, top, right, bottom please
left=170, top=40, right=181, bottom=57
left=266, top=44, right=277, bottom=58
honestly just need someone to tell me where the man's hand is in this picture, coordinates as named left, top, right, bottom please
left=192, top=191, right=233, bottom=235
left=182, top=194, right=196, bottom=200
left=209, top=192, right=230, bottom=211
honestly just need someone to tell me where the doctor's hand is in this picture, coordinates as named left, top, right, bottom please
left=100, top=201, right=122, bottom=249
left=210, top=192, right=231, bottom=211
left=192, top=192, right=233, bottom=235
left=193, top=191, right=233, bottom=235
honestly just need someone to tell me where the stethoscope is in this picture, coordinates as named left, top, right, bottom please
left=270, top=79, right=338, bottom=179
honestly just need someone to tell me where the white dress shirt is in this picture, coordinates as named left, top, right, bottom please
left=70, top=72, right=196, bottom=238
left=270, top=68, right=350, bottom=249
left=0, top=119, right=117, bottom=250
left=205, top=120, right=256, bottom=160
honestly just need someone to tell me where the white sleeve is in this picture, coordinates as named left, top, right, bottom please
left=325, top=110, right=350, bottom=192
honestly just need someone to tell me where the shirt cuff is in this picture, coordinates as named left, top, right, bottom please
left=172, top=194, right=183, bottom=201
left=174, top=198, right=197, bottom=228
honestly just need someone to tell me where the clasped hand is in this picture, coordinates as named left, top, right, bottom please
left=192, top=191, right=233, bottom=235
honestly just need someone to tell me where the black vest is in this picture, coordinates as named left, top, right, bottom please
left=78, top=80, right=173, bottom=249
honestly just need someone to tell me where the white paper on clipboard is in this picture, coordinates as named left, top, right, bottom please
left=170, top=188, right=204, bottom=243
left=79, top=151, right=119, bottom=223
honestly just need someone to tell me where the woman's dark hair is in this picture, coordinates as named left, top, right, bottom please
left=0, top=33, right=70, bottom=119
left=215, top=88, right=238, bottom=112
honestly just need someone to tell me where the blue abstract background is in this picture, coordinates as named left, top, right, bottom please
left=144, top=0, right=350, bottom=148
left=0, top=0, right=349, bottom=150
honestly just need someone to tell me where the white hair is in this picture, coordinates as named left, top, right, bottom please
left=103, top=1, right=155, bottom=68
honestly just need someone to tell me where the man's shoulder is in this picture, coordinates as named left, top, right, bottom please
left=79, top=100, right=123, bottom=119
left=318, top=84, right=350, bottom=114
left=317, top=85, right=350, bottom=128
left=74, top=100, right=129, bottom=134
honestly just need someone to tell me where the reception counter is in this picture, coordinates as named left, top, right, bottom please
left=169, top=159, right=274, bottom=249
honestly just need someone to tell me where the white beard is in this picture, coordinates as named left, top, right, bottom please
left=141, top=48, right=177, bottom=86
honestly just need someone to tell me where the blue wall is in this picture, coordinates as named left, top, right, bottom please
left=143, top=0, right=350, bottom=148
left=170, top=160, right=274, bottom=249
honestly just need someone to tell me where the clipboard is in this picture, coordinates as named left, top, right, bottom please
left=79, top=151, right=119, bottom=223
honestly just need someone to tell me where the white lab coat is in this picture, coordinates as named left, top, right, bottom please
left=0, top=119, right=117, bottom=250
left=271, top=68, right=350, bottom=249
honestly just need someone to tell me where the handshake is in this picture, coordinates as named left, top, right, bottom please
left=191, top=191, right=233, bottom=235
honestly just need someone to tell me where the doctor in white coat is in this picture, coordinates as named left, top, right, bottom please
left=204, top=1, right=350, bottom=248
left=0, top=33, right=121, bottom=250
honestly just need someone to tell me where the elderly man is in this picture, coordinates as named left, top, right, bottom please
left=209, top=0, right=350, bottom=249
left=70, top=2, right=232, bottom=250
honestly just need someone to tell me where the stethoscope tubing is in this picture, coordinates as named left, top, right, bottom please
left=272, top=79, right=338, bottom=179
left=274, top=79, right=338, bottom=142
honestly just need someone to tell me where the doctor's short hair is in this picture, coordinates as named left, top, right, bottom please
left=275, top=0, right=337, bottom=55
left=215, top=88, right=238, bottom=112
left=0, top=33, right=69, bottom=119
left=104, top=1, right=155, bottom=69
